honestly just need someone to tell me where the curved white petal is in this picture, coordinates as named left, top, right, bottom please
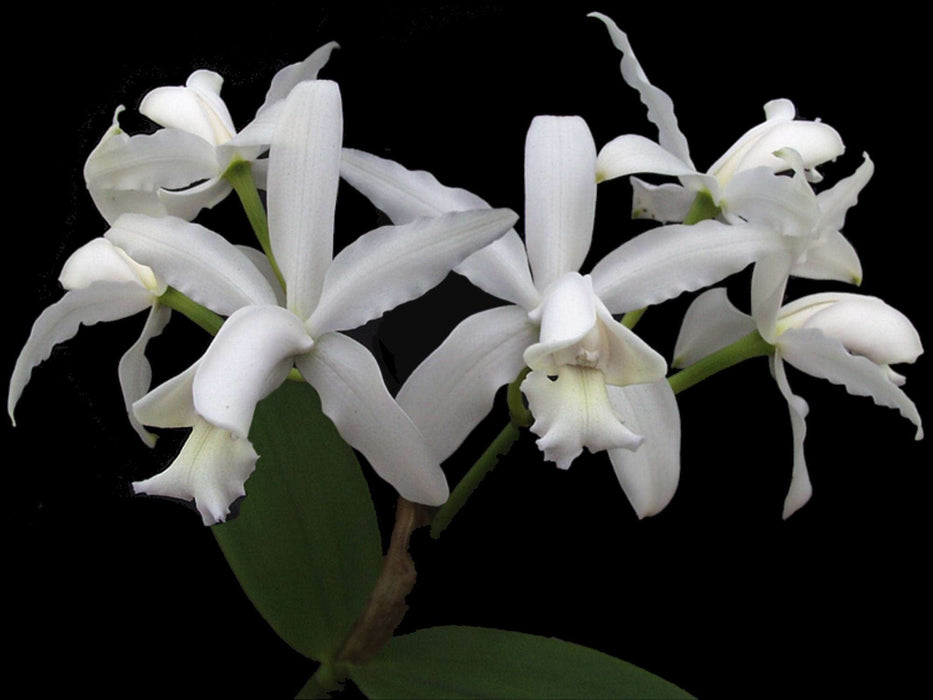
left=193, top=305, right=314, bottom=438
left=134, top=362, right=201, bottom=429
left=672, top=288, right=756, bottom=368
left=721, top=167, right=820, bottom=237
left=306, top=208, right=518, bottom=336
left=523, top=273, right=665, bottom=385
left=778, top=328, right=923, bottom=439
left=630, top=177, right=695, bottom=223
left=524, top=116, right=597, bottom=290
left=296, top=332, right=449, bottom=506
left=133, top=417, right=258, bottom=526
left=791, top=229, right=862, bottom=284
left=59, top=237, right=161, bottom=292
left=338, top=147, right=540, bottom=310
left=119, top=303, right=172, bottom=446
left=156, top=175, right=233, bottom=222
left=771, top=353, right=813, bottom=519
left=84, top=127, right=219, bottom=196
left=268, top=79, right=342, bottom=319
left=709, top=101, right=844, bottom=186
left=8, top=281, right=153, bottom=423
left=105, top=213, right=278, bottom=313
left=522, top=366, right=644, bottom=470
left=232, top=43, right=341, bottom=150
left=140, top=70, right=235, bottom=145
left=396, top=305, right=538, bottom=464
left=590, top=218, right=782, bottom=314
left=791, top=295, right=923, bottom=366
left=596, top=134, right=696, bottom=183
left=815, top=153, right=873, bottom=233
left=606, top=379, right=681, bottom=518
left=751, top=251, right=797, bottom=341
left=237, top=245, right=287, bottom=306
left=255, top=41, right=340, bottom=120
left=524, top=273, right=598, bottom=374
left=588, top=12, right=693, bottom=168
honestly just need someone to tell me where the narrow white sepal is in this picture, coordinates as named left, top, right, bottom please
left=118, top=303, right=172, bottom=446
left=306, top=207, right=518, bottom=336
left=673, top=288, right=756, bottom=368
left=397, top=305, right=538, bottom=463
left=771, top=353, right=813, bottom=519
left=524, top=116, right=597, bottom=291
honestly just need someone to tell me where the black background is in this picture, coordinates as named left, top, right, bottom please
left=6, top=3, right=929, bottom=698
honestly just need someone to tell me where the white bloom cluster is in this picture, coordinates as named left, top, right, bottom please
left=8, top=13, right=922, bottom=526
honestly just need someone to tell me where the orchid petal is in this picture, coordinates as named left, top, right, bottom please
left=524, top=273, right=598, bottom=373
left=522, top=366, right=644, bottom=470
left=771, top=353, right=813, bottom=519
left=105, top=213, right=278, bottom=313
left=237, top=245, right=287, bottom=306
left=721, top=167, right=820, bottom=237
left=296, top=332, right=449, bottom=506
left=792, top=295, right=923, bottom=367
left=596, top=134, right=696, bottom=183
left=396, top=305, right=538, bottom=463
left=59, top=237, right=162, bottom=292
left=268, top=80, right=342, bottom=319
left=8, top=281, right=153, bottom=423
left=708, top=99, right=844, bottom=186
left=588, top=12, right=693, bottom=168
left=338, top=147, right=540, bottom=310
left=791, top=229, right=862, bottom=285
left=590, top=219, right=782, bottom=314
left=134, top=362, right=200, bottom=428
left=156, top=175, right=233, bottom=221
left=84, top=127, right=219, bottom=196
left=751, top=251, right=797, bottom=341
left=778, top=327, right=923, bottom=439
left=140, top=70, right=235, bottom=145
left=133, top=417, right=258, bottom=526
left=524, top=116, right=596, bottom=290
left=606, top=379, right=680, bottom=518
left=306, top=207, right=518, bottom=336
left=630, top=177, right=695, bottom=222
left=254, top=42, right=340, bottom=120
left=815, top=152, right=874, bottom=233
left=672, top=288, right=756, bottom=368
left=593, top=297, right=668, bottom=385
left=118, top=303, right=171, bottom=446
left=193, top=305, right=314, bottom=439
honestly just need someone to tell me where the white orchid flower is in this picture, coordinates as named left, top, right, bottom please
left=124, top=79, right=519, bottom=524
left=84, top=41, right=339, bottom=224
left=8, top=216, right=276, bottom=446
left=731, top=148, right=871, bottom=336
left=588, top=13, right=844, bottom=223
left=340, top=115, right=789, bottom=518
left=674, top=288, right=923, bottom=517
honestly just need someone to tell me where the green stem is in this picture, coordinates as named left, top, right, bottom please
left=157, top=287, right=224, bottom=335
left=296, top=661, right=346, bottom=699
left=430, top=420, right=521, bottom=540
left=621, top=307, right=646, bottom=329
left=667, top=330, right=773, bottom=395
left=223, top=159, right=287, bottom=291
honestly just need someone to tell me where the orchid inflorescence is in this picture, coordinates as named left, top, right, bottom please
left=9, top=10, right=923, bottom=698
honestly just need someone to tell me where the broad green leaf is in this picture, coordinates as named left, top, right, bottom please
left=212, top=380, right=383, bottom=661
left=349, top=625, right=694, bottom=699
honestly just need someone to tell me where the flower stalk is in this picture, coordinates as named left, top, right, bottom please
left=223, top=159, right=288, bottom=291
left=667, top=330, right=773, bottom=395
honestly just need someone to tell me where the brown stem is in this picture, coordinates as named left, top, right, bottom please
left=334, top=497, right=435, bottom=666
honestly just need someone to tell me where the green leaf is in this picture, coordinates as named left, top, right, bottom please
left=348, top=625, right=694, bottom=699
left=212, top=380, right=383, bottom=661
